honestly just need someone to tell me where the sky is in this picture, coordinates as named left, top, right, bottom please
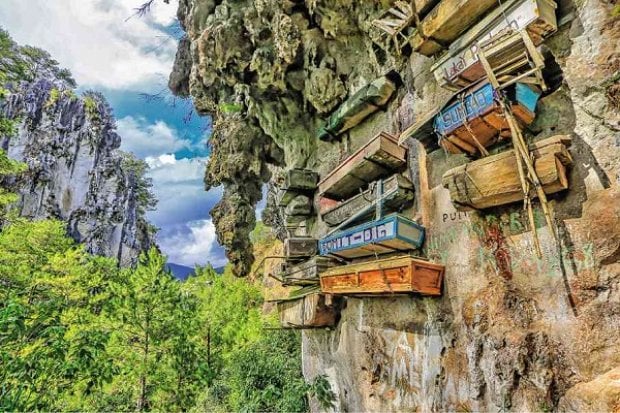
left=0, top=0, right=227, bottom=268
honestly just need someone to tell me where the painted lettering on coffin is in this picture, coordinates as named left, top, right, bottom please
left=437, top=0, right=556, bottom=84
left=322, top=221, right=395, bottom=253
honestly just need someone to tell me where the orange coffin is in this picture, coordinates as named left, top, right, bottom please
left=320, top=256, right=444, bottom=296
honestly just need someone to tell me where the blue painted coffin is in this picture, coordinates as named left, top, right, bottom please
left=434, top=82, right=496, bottom=136
left=319, top=214, right=425, bottom=259
left=514, top=82, right=540, bottom=113
left=434, top=82, right=542, bottom=155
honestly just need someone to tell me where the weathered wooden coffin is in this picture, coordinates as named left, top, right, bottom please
left=285, top=237, right=318, bottom=260
left=319, top=214, right=425, bottom=259
left=318, top=132, right=407, bottom=200
left=278, top=169, right=319, bottom=207
left=281, top=257, right=340, bottom=286
left=431, top=0, right=557, bottom=89
left=442, top=135, right=572, bottom=209
left=436, top=82, right=541, bottom=155
left=320, top=255, right=444, bottom=296
left=277, top=292, right=339, bottom=329
left=409, top=0, right=498, bottom=56
left=284, top=194, right=312, bottom=216
left=318, top=73, right=400, bottom=141
left=319, top=174, right=414, bottom=227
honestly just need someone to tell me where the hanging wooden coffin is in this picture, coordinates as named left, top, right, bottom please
left=320, top=255, right=444, bottom=296
left=318, top=132, right=407, bottom=200
left=319, top=214, right=425, bottom=259
left=431, top=0, right=557, bottom=90
left=278, top=169, right=318, bottom=207
left=285, top=237, right=318, bottom=260
left=277, top=292, right=339, bottom=329
left=319, top=174, right=414, bottom=227
left=281, top=257, right=340, bottom=286
left=442, top=135, right=572, bottom=210
left=435, top=82, right=541, bottom=155
left=284, top=194, right=312, bottom=216
left=318, top=73, right=400, bottom=141
left=408, top=0, right=498, bottom=56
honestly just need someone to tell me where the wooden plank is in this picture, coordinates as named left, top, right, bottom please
left=318, top=132, right=407, bottom=200
left=431, top=0, right=557, bottom=88
left=285, top=237, right=318, bottom=260
left=278, top=293, right=339, bottom=328
left=320, top=255, right=444, bottom=296
left=320, top=174, right=415, bottom=227
left=409, top=0, right=498, bottom=56
left=319, top=214, right=425, bottom=259
left=442, top=135, right=572, bottom=209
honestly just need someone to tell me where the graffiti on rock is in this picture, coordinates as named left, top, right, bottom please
left=427, top=208, right=597, bottom=276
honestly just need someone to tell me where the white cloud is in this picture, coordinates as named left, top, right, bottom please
left=0, top=0, right=178, bottom=90
left=117, top=116, right=192, bottom=158
left=158, top=219, right=226, bottom=267
left=145, top=154, right=221, bottom=228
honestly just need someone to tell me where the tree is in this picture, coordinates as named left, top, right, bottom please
left=0, top=220, right=119, bottom=411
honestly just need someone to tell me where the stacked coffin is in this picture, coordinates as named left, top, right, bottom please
left=387, top=0, right=572, bottom=241
left=275, top=285, right=341, bottom=329
left=277, top=233, right=339, bottom=329
left=398, top=0, right=558, bottom=152
left=430, top=0, right=557, bottom=90
left=276, top=238, right=342, bottom=328
left=278, top=168, right=319, bottom=228
left=315, top=132, right=445, bottom=296
left=435, top=81, right=541, bottom=155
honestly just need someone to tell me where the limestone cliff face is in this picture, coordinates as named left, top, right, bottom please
left=172, top=0, right=619, bottom=411
left=1, top=41, right=154, bottom=266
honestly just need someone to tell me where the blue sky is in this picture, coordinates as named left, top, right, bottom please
left=0, top=0, right=227, bottom=267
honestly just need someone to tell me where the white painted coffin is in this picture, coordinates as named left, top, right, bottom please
left=431, top=0, right=557, bottom=89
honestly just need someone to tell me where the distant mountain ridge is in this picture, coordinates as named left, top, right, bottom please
left=166, top=263, right=195, bottom=280
left=166, top=262, right=225, bottom=280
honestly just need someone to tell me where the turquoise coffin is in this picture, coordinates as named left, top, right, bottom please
left=319, top=214, right=425, bottom=259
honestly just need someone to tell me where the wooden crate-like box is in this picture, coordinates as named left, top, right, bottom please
left=436, top=82, right=541, bottom=155
left=431, top=0, right=557, bottom=89
left=319, top=214, right=425, bottom=259
left=320, top=256, right=444, bottom=296
left=409, top=0, right=498, bottom=56
left=318, top=132, right=406, bottom=200
left=285, top=237, right=318, bottom=260
left=442, top=135, right=572, bottom=210
left=319, top=174, right=414, bottom=227
left=282, top=257, right=340, bottom=286
left=277, top=293, right=339, bottom=329
left=278, top=169, right=318, bottom=207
